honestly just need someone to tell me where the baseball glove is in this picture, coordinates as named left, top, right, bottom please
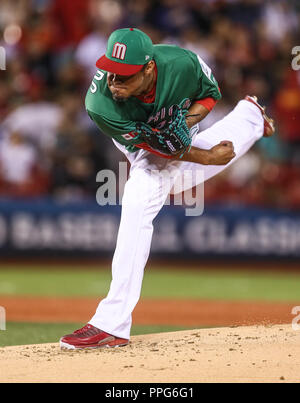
left=134, top=98, right=193, bottom=158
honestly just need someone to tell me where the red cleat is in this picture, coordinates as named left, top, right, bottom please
left=60, top=324, right=129, bottom=350
left=244, top=95, right=275, bottom=137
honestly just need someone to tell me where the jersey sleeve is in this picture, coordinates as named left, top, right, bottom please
left=87, top=110, right=135, bottom=137
left=87, top=110, right=170, bottom=156
left=191, top=52, right=222, bottom=101
left=87, top=109, right=145, bottom=152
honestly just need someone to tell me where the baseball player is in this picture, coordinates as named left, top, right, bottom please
left=60, top=28, right=274, bottom=349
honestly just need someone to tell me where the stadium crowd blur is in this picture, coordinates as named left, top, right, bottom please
left=0, top=0, right=299, bottom=209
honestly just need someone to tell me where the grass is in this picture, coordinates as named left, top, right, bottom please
left=1, top=265, right=300, bottom=302
left=0, top=322, right=195, bottom=347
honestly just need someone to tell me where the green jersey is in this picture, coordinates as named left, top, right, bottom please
left=85, top=44, right=221, bottom=152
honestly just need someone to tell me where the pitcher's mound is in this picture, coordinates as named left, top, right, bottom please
left=1, top=324, right=299, bottom=383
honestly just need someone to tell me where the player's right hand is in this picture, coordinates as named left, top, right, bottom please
left=208, top=141, right=236, bottom=165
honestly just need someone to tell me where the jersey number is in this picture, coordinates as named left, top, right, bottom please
left=90, top=70, right=105, bottom=93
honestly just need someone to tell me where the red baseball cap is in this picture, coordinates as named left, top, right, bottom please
left=96, top=28, right=154, bottom=76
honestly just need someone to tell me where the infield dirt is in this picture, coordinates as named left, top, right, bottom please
left=1, top=295, right=297, bottom=326
left=1, top=324, right=299, bottom=383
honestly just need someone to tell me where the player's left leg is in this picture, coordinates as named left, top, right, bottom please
left=88, top=167, right=175, bottom=339
left=60, top=164, right=178, bottom=349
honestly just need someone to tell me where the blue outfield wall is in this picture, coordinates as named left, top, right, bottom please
left=0, top=199, right=299, bottom=259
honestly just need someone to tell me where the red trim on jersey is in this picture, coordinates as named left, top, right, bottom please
left=195, top=97, right=217, bottom=111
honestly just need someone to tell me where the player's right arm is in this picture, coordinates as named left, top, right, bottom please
left=179, top=101, right=236, bottom=165
left=179, top=141, right=236, bottom=165
left=88, top=107, right=235, bottom=165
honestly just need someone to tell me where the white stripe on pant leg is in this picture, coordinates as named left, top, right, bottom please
left=89, top=168, right=174, bottom=339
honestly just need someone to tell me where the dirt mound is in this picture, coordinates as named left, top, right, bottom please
left=0, top=324, right=299, bottom=383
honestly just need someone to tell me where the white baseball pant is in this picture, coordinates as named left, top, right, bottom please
left=89, top=99, right=264, bottom=339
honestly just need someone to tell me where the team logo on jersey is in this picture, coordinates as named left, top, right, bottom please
left=121, top=133, right=134, bottom=140
left=112, top=42, right=127, bottom=60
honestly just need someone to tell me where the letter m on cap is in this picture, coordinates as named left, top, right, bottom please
left=112, top=42, right=127, bottom=60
